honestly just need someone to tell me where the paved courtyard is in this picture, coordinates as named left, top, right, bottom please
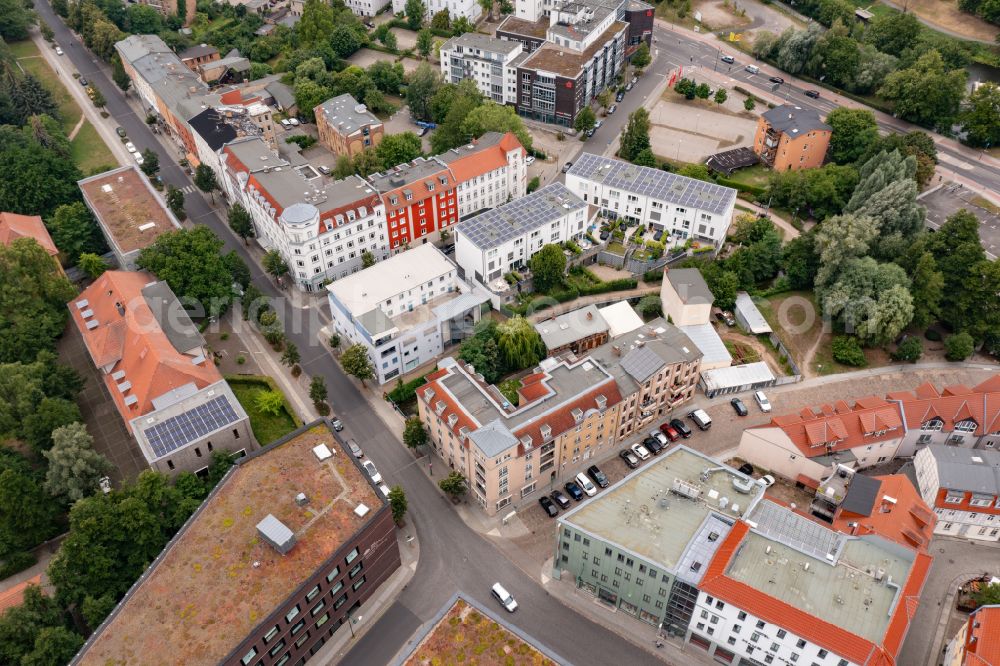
left=346, top=48, right=422, bottom=74
left=920, top=181, right=1000, bottom=259
left=648, top=98, right=758, bottom=163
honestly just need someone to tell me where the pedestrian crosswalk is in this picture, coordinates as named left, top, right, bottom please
left=180, top=185, right=196, bottom=194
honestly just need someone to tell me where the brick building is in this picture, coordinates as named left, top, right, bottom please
left=315, top=94, right=384, bottom=158
left=367, top=158, right=458, bottom=250
left=753, top=104, right=832, bottom=171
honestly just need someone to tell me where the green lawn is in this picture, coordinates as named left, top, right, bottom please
left=726, top=164, right=771, bottom=189
left=226, top=375, right=301, bottom=446
left=606, top=241, right=626, bottom=255
left=71, top=121, right=117, bottom=176
left=498, top=379, right=521, bottom=407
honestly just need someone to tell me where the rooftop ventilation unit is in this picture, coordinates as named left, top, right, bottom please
left=671, top=478, right=702, bottom=500
left=312, top=443, right=333, bottom=461
left=354, top=503, right=370, bottom=518
left=256, top=514, right=296, bottom=555
left=295, top=492, right=309, bottom=507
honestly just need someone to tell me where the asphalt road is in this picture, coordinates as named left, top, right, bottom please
left=36, top=4, right=665, bottom=664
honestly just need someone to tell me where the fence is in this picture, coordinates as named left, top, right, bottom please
left=596, top=250, right=626, bottom=268
left=768, top=332, right=803, bottom=380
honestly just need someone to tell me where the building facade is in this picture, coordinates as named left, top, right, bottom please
left=315, top=94, right=384, bottom=158
left=439, top=33, right=525, bottom=105
left=453, top=182, right=588, bottom=286
left=73, top=421, right=401, bottom=666
left=68, top=272, right=254, bottom=476
left=367, top=158, right=459, bottom=250
left=392, top=0, right=481, bottom=21
left=534, top=304, right=610, bottom=356
left=660, top=268, right=714, bottom=327
left=753, top=104, right=832, bottom=172
left=327, top=244, right=487, bottom=384
left=943, top=604, right=1000, bottom=666
left=137, top=0, right=196, bottom=26
left=436, top=132, right=528, bottom=220
left=344, top=0, right=390, bottom=16
left=566, top=153, right=737, bottom=247
left=914, top=446, right=1000, bottom=542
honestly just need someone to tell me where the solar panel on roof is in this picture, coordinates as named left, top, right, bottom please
left=143, top=395, right=241, bottom=458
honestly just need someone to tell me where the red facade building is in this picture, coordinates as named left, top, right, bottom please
left=367, top=157, right=458, bottom=250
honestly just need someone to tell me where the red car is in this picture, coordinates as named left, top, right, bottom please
left=659, top=423, right=680, bottom=442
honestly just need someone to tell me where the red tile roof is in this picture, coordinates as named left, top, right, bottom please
left=701, top=520, right=932, bottom=666
left=0, top=212, right=58, bottom=256
left=756, top=396, right=903, bottom=456
left=889, top=377, right=1000, bottom=436
left=444, top=132, right=525, bottom=183
left=832, top=475, right=936, bottom=551
left=0, top=575, right=43, bottom=613
left=68, top=271, right=221, bottom=430
left=512, top=380, right=622, bottom=446
left=965, top=605, right=1000, bottom=665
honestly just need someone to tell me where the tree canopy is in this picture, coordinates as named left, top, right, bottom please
left=136, top=227, right=238, bottom=316
left=43, top=422, right=113, bottom=501
left=529, top=243, right=566, bottom=293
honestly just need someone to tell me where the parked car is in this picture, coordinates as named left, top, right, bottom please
left=720, top=54, right=735, bottom=64
left=760, top=474, right=776, bottom=487
left=653, top=229, right=664, bottom=241
left=378, top=483, right=391, bottom=499
left=594, top=120, right=603, bottom=130
left=347, top=439, right=363, bottom=458
left=562, top=161, right=573, bottom=173
left=640, top=436, right=660, bottom=455
left=620, top=449, right=640, bottom=468
left=650, top=430, right=668, bottom=447
left=615, top=91, right=625, bottom=102
left=659, top=423, right=680, bottom=442
left=331, top=417, right=344, bottom=431
left=115, top=127, right=127, bottom=138
left=599, top=229, right=610, bottom=241
left=318, top=165, right=331, bottom=175
left=769, top=76, right=785, bottom=84
left=731, top=398, right=748, bottom=416
left=625, top=81, right=634, bottom=92
left=134, top=152, right=144, bottom=166
left=754, top=390, right=772, bottom=412
left=688, top=408, right=713, bottom=431
left=280, top=118, right=291, bottom=128
left=525, top=155, right=535, bottom=165
left=575, top=472, right=597, bottom=497
left=361, top=459, right=382, bottom=485
left=288, top=118, right=300, bottom=126
left=608, top=104, right=617, bottom=114
left=587, top=465, right=609, bottom=488
left=55, top=46, right=64, bottom=56
left=631, top=442, right=651, bottom=460
left=539, top=495, right=559, bottom=517
left=79, top=77, right=88, bottom=86
left=716, top=311, right=736, bottom=326
left=125, top=141, right=136, bottom=153
left=744, top=65, right=760, bottom=74
left=670, top=418, right=692, bottom=438
left=564, top=480, right=585, bottom=501
left=630, top=76, right=638, bottom=86
left=551, top=490, right=572, bottom=509
left=804, top=89, right=820, bottom=99
left=491, top=583, right=518, bottom=612
left=585, top=128, right=596, bottom=137
left=738, top=462, right=755, bottom=476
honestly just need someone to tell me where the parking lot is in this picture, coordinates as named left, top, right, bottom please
left=920, top=181, right=1000, bottom=259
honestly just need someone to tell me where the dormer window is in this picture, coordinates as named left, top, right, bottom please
left=447, top=413, right=458, bottom=428
left=520, top=435, right=532, bottom=448
left=596, top=395, right=607, bottom=410
left=389, top=196, right=398, bottom=205
left=425, top=181, right=435, bottom=191
left=955, top=419, right=978, bottom=433
left=921, top=418, right=943, bottom=431
left=423, top=388, right=435, bottom=402
left=571, top=408, right=584, bottom=424
left=435, top=401, right=447, bottom=416
left=439, top=176, right=447, bottom=185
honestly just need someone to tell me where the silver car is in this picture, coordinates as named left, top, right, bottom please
left=347, top=439, right=363, bottom=458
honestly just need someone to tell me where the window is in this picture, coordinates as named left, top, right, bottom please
left=756, top=620, right=766, bottom=629
left=268, top=640, right=286, bottom=657
left=796, top=639, right=806, bottom=649
left=290, top=619, right=305, bottom=635
left=311, top=600, right=326, bottom=617
left=333, top=593, right=349, bottom=610
left=733, top=625, right=741, bottom=634
left=818, top=650, right=828, bottom=658
left=349, top=562, right=363, bottom=578
left=326, top=566, right=341, bottom=583
left=353, top=576, right=367, bottom=591
left=727, top=636, right=736, bottom=645
left=738, top=611, right=747, bottom=621
left=715, top=600, right=724, bottom=610
left=306, top=585, right=321, bottom=602
left=240, top=648, right=258, bottom=665
left=315, top=613, right=330, bottom=628
left=264, top=626, right=280, bottom=643
left=295, top=631, right=311, bottom=649
left=285, top=605, right=300, bottom=623
left=329, top=580, right=344, bottom=596
left=777, top=629, right=786, bottom=639
left=346, top=547, right=359, bottom=564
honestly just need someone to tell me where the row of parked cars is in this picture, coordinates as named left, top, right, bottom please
left=538, top=465, right=610, bottom=517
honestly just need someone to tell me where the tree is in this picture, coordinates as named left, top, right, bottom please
left=743, top=97, right=756, bottom=112
left=341, top=344, right=375, bottom=384
left=713, top=88, right=728, bottom=105
left=77, top=252, right=108, bottom=279
left=0, top=458, right=61, bottom=557
left=477, top=0, right=493, bottom=20
left=458, top=324, right=501, bottom=383
left=370, top=61, right=405, bottom=95
left=945, top=332, right=975, bottom=361
left=529, top=243, right=566, bottom=293
left=495, top=315, right=546, bottom=371
left=774, top=25, right=821, bottom=74
left=439, top=471, right=467, bottom=498
left=280, top=342, right=300, bottom=368
left=879, top=50, right=968, bottom=130
left=47, top=201, right=104, bottom=264
left=23, top=397, right=81, bottom=453
left=431, top=8, right=451, bottom=29
left=908, top=252, right=944, bottom=329
left=631, top=42, right=651, bottom=69
left=254, top=390, right=286, bottom=416
left=193, top=164, right=219, bottom=201
left=136, top=227, right=236, bottom=315
left=694, top=83, right=711, bottom=99
left=353, top=148, right=383, bottom=178
left=619, top=108, right=651, bottom=162
left=460, top=102, right=533, bottom=151
left=43, top=423, right=113, bottom=501
left=139, top=148, right=159, bottom=177
left=388, top=486, right=407, bottom=523
left=678, top=164, right=711, bottom=181
left=452, top=16, right=474, bottom=35
left=294, top=80, right=332, bottom=122
left=8, top=75, right=59, bottom=125
left=330, top=24, right=362, bottom=59
left=892, top=337, right=923, bottom=362
left=0, top=0, right=32, bottom=40
left=703, top=267, right=739, bottom=310
left=632, top=148, right=657, bottom=167
left=381, top=30, right=398, bottom=51
left=821, top=258, right=914, bottom=346
left=867, top=11, right=921, bottom=57
left=81, top=593, right=117, bottom=632
left=782, top=232, right=820, bottom=289
left=961, top=82, right=1000, bottom=148
left=21, top=626, right=84, bottom=666
left=403, top=416, right=428, bottom=449
left=417, top=28, right=434, bottom=57
left=309, top=376, right=327, bottom=405
left=0, top=239, right=76, bottom=364
left=263, top=249, right=290, bottom=280
left=126, top=4, right=162, bottom=32
left=826, top=108, right=879, bottom=165
left=405, top=63, right=442, bottom=122
left=228, top=204, right=254, bottom=243
left=298, top=0, right=336, bottom=45
left=0, top=122, right=84, bottom=219
left=973, top=583, right=1000, bottom=608
left=405, top=0, right=425, bottom=28
left=832, top=336, right=867, bottom=366
left=574, top=106, right=597, bottom=134
left=376, top=132, right=423, bottom=168
left=358, top=250, right=376, bottom=269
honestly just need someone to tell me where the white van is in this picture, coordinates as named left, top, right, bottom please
left=575, top=472, right=597, bottom=497
left=754, top=390, right=772, bottom=413
left=688, top=409, right=713, bottom=431
left=491, top=583, right=518, bottom=612
left=744, top=64, right=760, bottom=74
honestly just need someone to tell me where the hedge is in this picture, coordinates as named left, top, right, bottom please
left=0, top=551, right=37, bottom=580
left=643, top=269, right=664, bottom=282
left=716, top=176, right=767, bottom=198
left=387, top=375, right=429, bottom=404
left=510, top=277, right=639, bottom=314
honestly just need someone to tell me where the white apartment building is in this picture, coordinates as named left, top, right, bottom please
left=344, top=0, right=389, bottom=16
left=439, top=33, right=525, bottom=105
left=565, top=153, right=737, bottom=247
left=437, top=131, right=528, bottom=219
left=327, top=244, right=488, bottom=384
left=393, top=0, right=481, bottom=21
left=914, top=446, right=1000, bottom=543
left=454, top=182, right=589, bottom=287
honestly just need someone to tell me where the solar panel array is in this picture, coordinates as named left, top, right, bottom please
left=567, top=153, right=737, bottom=215
left=619, top=345, right=664, bottom=384
left=456, top=182, right=587, bottom=250
left=144, top=395, right=241, bottom=458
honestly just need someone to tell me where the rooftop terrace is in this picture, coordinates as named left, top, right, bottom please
left=78, top=423, right=381, bottom=666
left=563, top=446, right=764, bottom=571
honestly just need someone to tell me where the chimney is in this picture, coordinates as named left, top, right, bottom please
left=586, top=311, right=593, bottom=320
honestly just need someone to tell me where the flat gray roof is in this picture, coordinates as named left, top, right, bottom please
left=762, top=104, right=832, bottom=136
left=367, top=157, right=449, bottom=193
left=568, top=153, right=737, bottom=216
left=735, top=291, right=772, bottom=334
left=587, top=318, right=701, bottom=397
left=677, top=323, right=731, bottom=367
left=666, top=268, right=713, bottom=305
left=456, top=182, right=587, bottom=250
left=534, top=304, right=607, bottom=349
left=700, top=362, right=774, bottom=392
left=924, top=445, right=1000, bottom=495
left=441, top=32, right=522, bottom=57
left=562, top=445, right=763, bottom=571
left=316, top=93, right=381, bottom=136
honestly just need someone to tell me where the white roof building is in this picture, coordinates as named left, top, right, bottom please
left=598, top=301, right=644, bottom=338
left=734, top=291, right=773, bottom=334
left=699, top=361, right=776, bottom=397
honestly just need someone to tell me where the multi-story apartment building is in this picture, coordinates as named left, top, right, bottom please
left=179, top=44, right=221, bottom=71
left=439, top=34, right=527, bottom=105
left=555, top=445, right=933, bottom=666
left=136, top=0, right=196, bottom=26
left=77, top=166, right=183, bottom=271
left=754, top=104, right=832, bottom=172
left=68, top=271, right=254, bottom=476
left=887, top=375, right=1000, bottom=456
left=392, top=0, right=481, bottom=22
left=327, top=244, right=487, bottom=384
left=659, top=268, right=732, bottom=371
left=417, top=354, right=624, bottom=514
left=367, top=157, right=459, bottom=250
left=534, top=304, right=610, bottom=356
left=315, top=94, right=384, bottom=158
left=453, top=182, right=589, bottom=286
left=72, top=421, right=401, bottom=665
left=436, top=131, right=528, bottom=220
left=914, top=446, right=1000, bottom=542
left=944, top=604, right=1000, bottom=666
left=345, top=0, right=389, bottom=16
left=566, top=153, right=737, bottom=247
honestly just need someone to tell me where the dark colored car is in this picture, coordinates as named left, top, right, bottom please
left=731, top=397, right=749, bottom=417
left=738, top=462, right=755, bottom=476
left=551, top=490, right=572, bottom=509
left=562, top=161, right=573, bottom=173
left=653, top=229, right=664, bottom=241
left=587, top=465, right=609, bottom=488
left=659, top=423, right=680, bottom=442
left=769, top=76, right=785, bottom=84
left=539, top=496, right=559, bottom=517
left=564, top=481, right=584, bottom=501
left=620, top=449, right=640, bottom=469
left=616, top=91, right=625, bottom=102
left=115, top=127, right=126, bottom=138
left=671, top=418, right=692, bottom=438
left=720, top=54, right=736, bottom=64
left=804, top=89, right=820, bottom=98
left=644, top=436, right=663, bottom=455
left=79, top=77, right=88, bottom=86
left=599, top=229, right=610, bottom=241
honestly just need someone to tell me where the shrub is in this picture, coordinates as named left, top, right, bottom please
left=315, top=401, right=331, bottom=416
left=0, top=551, right=37, bottom=579
left=945, top=332, right=975, bottom=361
left=236, top=355, right=246, bottom=365
left=643, top=269, right=664, bottom=282
left=329, top=333, right=341, bottom=348
left=832, top=336, right=867, bottom=367
left=527, top=176, right=541, bottom=193
left=925, top=328, right=942, bottom=342
left=891, top=337, right=923, bottom=363
left=387, top=375, right=429, bottom=405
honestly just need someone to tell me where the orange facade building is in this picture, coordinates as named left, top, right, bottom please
left=754, top=104, right=831, bottom=171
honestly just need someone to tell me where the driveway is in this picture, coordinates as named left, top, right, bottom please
left=920, top=182, right=1000, bottom=260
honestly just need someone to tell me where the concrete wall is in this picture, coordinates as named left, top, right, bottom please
left=659, top=279, right=710, bottom=327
